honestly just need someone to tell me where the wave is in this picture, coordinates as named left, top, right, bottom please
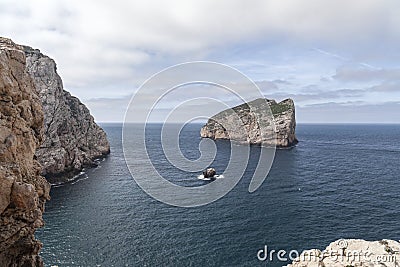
left=50, top=171, right=87, bottom=187
left=197, top=174, right=224, bottom=181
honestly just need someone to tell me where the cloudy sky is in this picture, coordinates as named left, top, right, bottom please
left=1, top=0, right=399, bottom=123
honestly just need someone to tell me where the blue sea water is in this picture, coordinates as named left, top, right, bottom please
left=36, top=124, right=400, bottom=266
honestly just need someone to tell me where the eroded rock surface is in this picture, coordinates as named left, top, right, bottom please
left=286, top=239, right=400, bottom=267
left=200, top=98, right=298, bottom=147
left=24, top=46, right=110, bottom=183
left=0, top=37, right=50, bottom=267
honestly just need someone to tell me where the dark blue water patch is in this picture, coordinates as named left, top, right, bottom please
left=144, top=123, right=232, bottom=187
left=36, top=123, right=400, bottom=266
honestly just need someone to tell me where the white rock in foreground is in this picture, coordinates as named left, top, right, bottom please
left=285, top=239, right=400, bottom=267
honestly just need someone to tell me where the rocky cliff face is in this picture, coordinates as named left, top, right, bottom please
left=24, top=46, right=110, bottom=183
left=0, top=38, right=50, bottom=266
left=200, top=98, right=298, bottom=147
left=285, top=239, right=400, bottom=267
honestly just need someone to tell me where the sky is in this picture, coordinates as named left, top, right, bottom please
left=1, top=0, right=399, bottom=123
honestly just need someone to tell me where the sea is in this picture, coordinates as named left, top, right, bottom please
left=36, top=123, right=400, bottom=267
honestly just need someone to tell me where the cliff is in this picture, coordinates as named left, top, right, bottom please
left=200, top=98, right=298, bottom=147
left=285, top=239, right=400, bottom=267
left=24, top=46, right=110, bottom=183
left=0, top=38, right=50, bottom=266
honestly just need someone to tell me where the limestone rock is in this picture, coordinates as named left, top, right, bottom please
left=200, top=98, right=298, bottom=147
left=10, top=182, right=38, bottom=211
left=285, top=239, right=400, bottom=267
left=23, top=46, right=110, bottom=183
left=0, top=176, right=14, bottom=214
left=0, top=37, right=50, bottom=267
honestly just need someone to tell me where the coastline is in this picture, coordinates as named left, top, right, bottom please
left=47, top=156, right=109, bottom=186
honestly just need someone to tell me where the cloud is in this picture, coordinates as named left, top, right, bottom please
left=331, top=65, right=400, bottom=95
left=333, top=66, right=400, bottom=82
left=83, top=81, right=370, bottom=122
left=272, top=79, right=291, bottom=85
left=313, top=48, right=347, bottom=61
left=84, top=96, right=132, bottom=122
left=298, top=101, right=400, bottom=123
left=369, top=81, right=400, bottom=92
left=1, top=0, right=399, bottom=84
left=1, top=0, right=399, bottom=122
left=267, top=88, right=366, bottom=103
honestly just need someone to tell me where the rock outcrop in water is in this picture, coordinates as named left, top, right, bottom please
left=0, top=37, right=50, bottom=267
left=24, top=46, right=110, bottom=183
left=200, top=98, right=298, bottom=147
left=203, top=168, right=216, bottom=178
left=285, top=239, right=400, bottom=267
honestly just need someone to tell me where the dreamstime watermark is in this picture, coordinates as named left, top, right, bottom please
left=122, top=62, right=277, bottom=207
left=257, top=239, right=398, bottom=265
left=257, top=245, right=301, bottom=263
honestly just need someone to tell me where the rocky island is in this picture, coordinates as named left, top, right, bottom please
left=24, top=45, right=110, bottom=183
left=200, top=98, right=298, bottom=147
